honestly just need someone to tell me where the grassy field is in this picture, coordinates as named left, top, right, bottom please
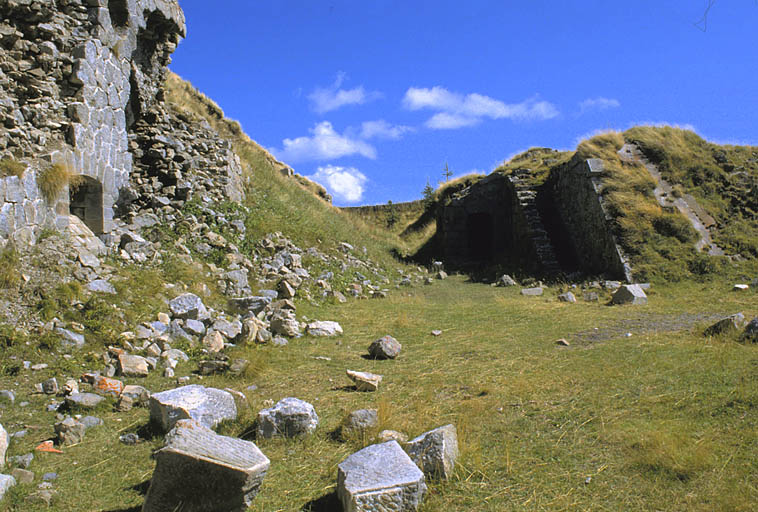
left=1, top=275, right=756, bottom=511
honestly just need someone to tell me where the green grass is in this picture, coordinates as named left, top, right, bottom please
left=2, top=275, right=756, bottom=511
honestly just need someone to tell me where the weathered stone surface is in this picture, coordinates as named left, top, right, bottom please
left=169, top=293, right=210, bottom=321
left=93, top=376, right=124, bottom=397
left=202, top=330, right=225, bottom=353
left=378, top=430, right=408, bottom=443
left=558, top=291, right=576, bottom=303
left=149, top=385, right=237, bottom=433
left=338, top=441, right=426, bottom=512
left=743, top=317, right=758, bottom=342
left=142, top=420, right=269, bottom=512
left=0, top=474, right=15, bottom=501
left=347, top=370, right=382, bottom=392
left=10, top=468, right=33, bottom=484
left=521, top=287, right=544, bottom=296
left=0, top=424, right=7, bottom=467
left=87, top=279, right=117, bottom=294
left=496, top=274, right=517, bottom=287
left=230, top=296, right=271, bottom=315
left=65, top=392, right=104, bottom=409
left=404, top=424, right=459, bottom=480
left=368, top=335, right=402, bottom=359
left=118, top=353, right=149, bottom=377
left=54, top=417, right=85, bottom=446
left=611, top=284, right=647, bottom=305
left=704, top=313, right=746, bottom=336
left=306, top=320, right=343, bottom=337
left=342, top=409, right=378, bottom=436
left=256, top=397, right=318, bottom=439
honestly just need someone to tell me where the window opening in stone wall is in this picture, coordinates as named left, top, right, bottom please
left=466, top=212, right=494, bottom=261
left=70, top=176, right=104, bottom=234
left=109, top=0, right=130, bottom=27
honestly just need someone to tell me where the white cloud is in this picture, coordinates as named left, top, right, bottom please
left=271, top=121, right=377, bottom=163
left=402, top=86, right=559, bottom=129
left=308, top=72, right=381, bottom=114
left=360, top=120, right=414, bottom=140
left=579, top=97, right=621, bottom=113
left=307, top=165, right=367, bottom=203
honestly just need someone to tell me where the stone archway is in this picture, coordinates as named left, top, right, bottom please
left=69, top=176, right=104, bottom=235
left=466, top=212, right=494, bottom=261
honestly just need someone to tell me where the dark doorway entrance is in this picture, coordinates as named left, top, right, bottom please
left=466, top=212, right=494, bottom=261
left=70, top=176, right=104, bottom=234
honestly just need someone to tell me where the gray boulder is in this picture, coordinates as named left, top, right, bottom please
left=558, top=292, right=576, bottom=303
left=118, top=353, right=149, bottom=377
left=54, top=417, right=85, bottom=445
left=169, top=293, right=210, bottom=321
left=404, top=424, right=459, bottom=480
left=338, top=441, right=426, bottom=512
left=342, top=409, right=378, bottom=438
left=306, top=321, right=343, bottom=337
left=87, top=279, right=116, bottom=294
left=346, top=370, right=382, bottom=392
left=149, top=385, right=238, bottom=433
left=256, top=397, right=318, bottom=439
left=496, top=274, right=517, bottom=287
left=743, top=317, right=758, bottom=342
left=65, top=392, right=104, bottom=409
left=142, top=420, right=269, bottom=512
left=230, top=296, right=272, bottom=315
left=0, top=424, right=7, bottom=466
left=0, top=474, right=15, bottom=501
left=368, top=335, right=402, bottom=359
left=611, top=284, right=648, bottom=305
left=704, top=313, right=746, bottom=336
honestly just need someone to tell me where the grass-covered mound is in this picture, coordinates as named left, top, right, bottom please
left=163, top=72, right=409, bottom=268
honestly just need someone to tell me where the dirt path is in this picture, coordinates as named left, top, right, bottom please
left=619, top=143, right=725, bottom=256
left=571, top=311, right=726, bottom=343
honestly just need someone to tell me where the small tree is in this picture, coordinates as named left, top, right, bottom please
left=442, top=161, right=453, bottom=182
left=386, top=200, right=398, bottom=228
left=422, top=179, right=435, bottom=210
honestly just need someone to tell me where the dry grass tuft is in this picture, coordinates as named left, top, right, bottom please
left=37, top=163, right=83, bottom=203
left=0, top=243, right=20, bottom=288
left=0, top=158, right=26, bottom=178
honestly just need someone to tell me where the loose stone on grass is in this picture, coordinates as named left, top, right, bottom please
left=558, top=292, right=576, bottom=303
left=149, top=385, right=237, bottom=433
left=611, top=284, right=648, bottom=305
left=65, top=392, right=104, bottom=409
left=704, top=313, right=746, bottom=336
left=341, top=409, right=378, bottom=438
left=338, top=441, right=426, bottom=512
left=0, top=424, right=7, bottom=465
left=521, top=287, right=544, bottom=296
left=306, top=321, right=343, bottom=337
left=346, top=370, right=382, bottom=392
left=256, top=397, right=319, bottom=439
left=404, top=424, right=459, bottom=480
left=368, top=335, right=402, bottom=359
left=142, top=420, right=270, bottom=512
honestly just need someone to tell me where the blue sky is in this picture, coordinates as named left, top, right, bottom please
left=169, top=1, right=758, bottom=206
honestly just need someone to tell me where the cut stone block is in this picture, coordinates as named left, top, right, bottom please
left=346, top=370, right=382, bottom=392
left=149, top=385, right=237, bottom=433
left=521, top=287, right=543, bottom=296
left=704, top=313, right=746, bottom=336
left=404, top=424, right=459, bottom=480
left=368, top=335, right=401, bottom=359
left=256, top=397, right=318, bottom=439
left=338, top=441, right=426, bottom=512
left=611, top=284, right=647, bottom=305
left=118, top=353, right=149, bottom=377
left=142, top=420, right=269, bottom=512
left=306, top=320, right=343, bottom=337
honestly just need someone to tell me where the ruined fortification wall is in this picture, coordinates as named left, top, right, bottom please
left=550, top=158, right=633, bottom=281
left=0, top=0, right=186, bottom=244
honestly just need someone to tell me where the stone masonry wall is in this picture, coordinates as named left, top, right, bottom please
left=550, top=157, right=633, bottom=281
left=0, top=0, right=185, bottom=245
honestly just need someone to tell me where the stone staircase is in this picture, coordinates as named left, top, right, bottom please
left=509, top=171, right=562, bottom=275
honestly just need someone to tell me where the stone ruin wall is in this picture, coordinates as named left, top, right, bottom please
left=0, top=0, right=245, bottom=248
left=436, top=159, right=633, bottom=280
left=549, top=157, right=633, bottom=281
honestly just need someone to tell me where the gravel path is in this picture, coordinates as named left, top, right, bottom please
left=571, top=311, right=727, bottom=343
